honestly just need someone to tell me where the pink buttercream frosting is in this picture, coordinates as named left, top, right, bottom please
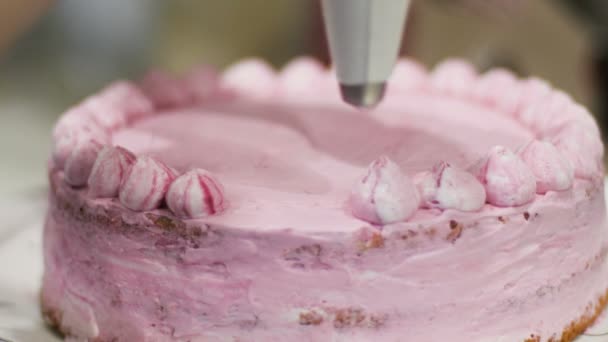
left=42, top=57, right=608, bottom=342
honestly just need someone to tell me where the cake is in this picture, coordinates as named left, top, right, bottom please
left=42, top=57, right=608, bottom=342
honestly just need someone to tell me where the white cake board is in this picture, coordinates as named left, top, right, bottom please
left=0, top=187, right=607, bottom=342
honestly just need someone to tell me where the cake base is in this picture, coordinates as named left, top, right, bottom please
left=41, top=288, right=608, bottom=342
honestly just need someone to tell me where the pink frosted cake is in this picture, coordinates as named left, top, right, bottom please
left=42, top=57, right=608, bottom=342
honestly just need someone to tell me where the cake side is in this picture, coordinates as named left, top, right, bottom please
left=40, top=289, right=608, bottom=342
left=41, top=168, right=608, bottom=341
left=41, top=57, right=608, bottom=342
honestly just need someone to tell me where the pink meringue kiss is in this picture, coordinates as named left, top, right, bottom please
left=53, top=107, right=102, bottom=140
left=520, top=91, right=575, bottom=136
left=166, top=169, right=227, bottom=219
left=119, top=156, right=176, bottom=211
left=52, top=117, right=109, bottom=170
left=87, top=146, right=136, bottom=198
left=221, top=59, right=277, bottom=99
left=93, top=81, right=154, bottom=124
left=140, top=70, right=193, bottom=109
left=279, top=57, right=326, bottom=98
left=349, top=156, right=419, bottom=225
left=63, top=140, right=104, bottom=187
left=430, top=59, right=477, bottom=96
left=518, top=140, right=573, bottom=194
left=388, top=59, right=427, bottom=92
left=473, top=69, right=521, bottom=115
left=77, top=82, right=153, bottom=132
left=552, top=124, right=603, bottom=179
left=566, top=103, right=601, bottom=138
left=415, top=162, right=486, bottom=211
left=515, top=78, right=551, bottom=116
left=183, top=65, right=220, bottom=101
left=475, top=146, right=536, bottom=207
left=81, top=100, right=127, bottom=133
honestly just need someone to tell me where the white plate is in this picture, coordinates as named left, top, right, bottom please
left=1, top=188, right=608, bottom=342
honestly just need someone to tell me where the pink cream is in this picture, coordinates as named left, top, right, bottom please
left=42, top=59, right=608, bottom=341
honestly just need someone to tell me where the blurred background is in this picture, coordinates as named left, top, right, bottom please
left=0, top=0, right=607, bottom=194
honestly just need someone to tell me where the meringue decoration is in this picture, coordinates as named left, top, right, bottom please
left=183, top=65, right=220, bottom=101
left=279, top=57, right=326, bottom=98
left=552, top=124, right=603, bottom=179
left=166, top=169, right=227, bottom=219
left=515, top=78, right=551, bottom=116
left=476, top=146, right=536, bottom=207
left=53, top=107, right=103, bottom=140
left=279, top=58, right=342, bottom=104
left=221, top=59, right=277, bottom=99
left=430, top=59, right=477, bottom=96
left=140, top=70, right=193, bottom=109
left=518, top=140, right=574, bottom=194
left=81, top=99, right=127, bottom=133
left=119, top=156, right=176, bottom=211
left=415, top=162, right=486, bottom=211
left=388, top=59, right=427, bottom=92
left=521, top=91, right=575, bottom=136
left=52, top=122, right=109, bottom=170
left=473, top=69, right=521, bottom=115
left=349, top=156, right=419, bottom=225
left=63, top=140, right=103, bottom=187
left=566, top=103, right=601, bottom=138
left=52, top=106, right=110, bottom=168
left=87, top=146, right=136, bottom=198
left=87, top=81, right=154, bottom=126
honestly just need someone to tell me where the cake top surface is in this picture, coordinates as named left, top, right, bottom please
left=50, top=57, right=604, bottom=235
left=113, top=95, right=530, bottom=232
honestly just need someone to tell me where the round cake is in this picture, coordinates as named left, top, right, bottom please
left=42, top=57, right=608, bottom=342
